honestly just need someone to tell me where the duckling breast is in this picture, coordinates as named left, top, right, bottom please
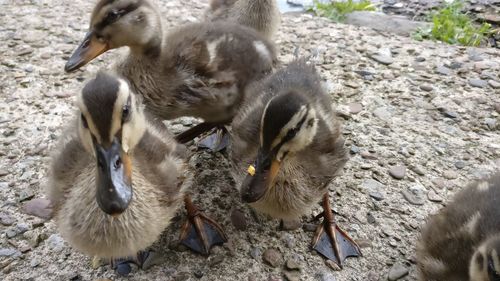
left=250, top=164, right=326, bottom=220
left=55, top=165, right=183, bottom=259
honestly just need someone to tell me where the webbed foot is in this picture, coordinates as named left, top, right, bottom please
left=311, top=194, right=361, bottom=268
left=109, top=250, right=156, bottom=276
left=179, top=195, right=228, bottom=255
left=197, top=126, right=229, bottom=152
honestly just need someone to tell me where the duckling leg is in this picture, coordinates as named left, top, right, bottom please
left=179, top=195, right=228, bottom=255
left=197, top=126, right=230, bottom=152
left=311, top=194, right=361, bottom=268
left=175, top=122, right=218, bottom=144
left=109, top=250, right=158, bottom=276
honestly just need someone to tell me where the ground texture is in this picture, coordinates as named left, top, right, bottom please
left=0, top=0, right=499, bottom=280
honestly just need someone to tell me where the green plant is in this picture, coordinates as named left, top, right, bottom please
left=413, top=0, right=492, bottom=46
left=309, top=0, right=376, bottom=22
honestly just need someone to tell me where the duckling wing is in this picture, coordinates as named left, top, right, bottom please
left=132, top=124, right=188, bottom=199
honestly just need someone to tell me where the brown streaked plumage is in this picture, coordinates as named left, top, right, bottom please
left=206, top=0, right=280, bottom=40
left=65, top=0, right=277, bottom=128
left=230, top=59, right=361, bottom=267
left=417, top=173, right=500, bottom=281
left=47, top=72, right=188, bottom=262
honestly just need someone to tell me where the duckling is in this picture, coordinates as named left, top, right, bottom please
left=206, top=0, right=280, bottom=40
left=230, top=59, right=361, bottom=267
left=417, top=173, right=500, bottom=281
left=47, top=72, right=226, bottom=273
left=64, top=0, right=277, bottom=151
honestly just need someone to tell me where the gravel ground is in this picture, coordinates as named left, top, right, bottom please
left=0, top=0, right=499, bottom=280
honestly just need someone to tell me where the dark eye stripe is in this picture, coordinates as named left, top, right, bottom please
left=95, top=1, right=143, bottom=30
left=274, top=107, right=309, bottom=152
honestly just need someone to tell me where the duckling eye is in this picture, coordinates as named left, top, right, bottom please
left=81, top=114, right=88, bottom=129
left=122, top=105, right=130, bottom=122
left=488, top=258, right=500, bottom=280
left=106, top=10, right=121, bottom=23
left=286, top=127, right=299, bottom=139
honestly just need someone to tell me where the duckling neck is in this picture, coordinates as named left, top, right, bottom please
left=129, top=35, right=163, bottom=59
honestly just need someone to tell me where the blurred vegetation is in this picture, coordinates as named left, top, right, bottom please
left=413, top=0, right=492, bottom=46
left=309, top=0, right=376, bottom=22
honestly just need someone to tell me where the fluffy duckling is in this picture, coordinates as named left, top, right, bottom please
left=206, top=0, right=280, bottom=40
left=417, top=173, right=500, bottom=281
left=64, top=0, right=277, bottom=150
left=47, top=72, right=225, bottom=273
left=230, top=59, right=361, bottom=267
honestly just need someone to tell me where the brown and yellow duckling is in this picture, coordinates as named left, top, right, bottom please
left=417, top=173, right=500, bottom=281
left=230, top=59, right=361, bottom=267
left=64, top=0, right=277, bottom=151
left=206, top=0, right=280, bottom=40
left=47, top=72, right=226, bottom=275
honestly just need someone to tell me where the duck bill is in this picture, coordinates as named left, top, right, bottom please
left=241, top=150, right=281, bottom=203
left=95, top=138, right=133, bottom=216
left=65, top=31, right=109, bottom=72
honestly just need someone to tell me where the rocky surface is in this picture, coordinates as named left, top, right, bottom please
left=0, top=0, right=499, bottom=280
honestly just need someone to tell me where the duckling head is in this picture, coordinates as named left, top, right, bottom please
left=76, top=71, right=146, bottom=216
left=241, top=90, right=318, bottom=203
left=470, top=236, right=500, bottom=281
left=65, top=0, right=161, bottom=72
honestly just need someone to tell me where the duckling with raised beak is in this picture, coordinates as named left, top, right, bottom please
left=47, top=72, right=226, bottom=275
left=230, top=59, right=361, bottom=267
left=64, top=0, right=277, bottom=151
left=417, top=173, right=500, bottom=281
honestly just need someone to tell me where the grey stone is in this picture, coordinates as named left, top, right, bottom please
left=469, top=78, right=488, bottom=88
left=419, top=85, right=433, bottom=92
left=455, top=161, right=466, bottom=169
left=373, top=107, right=392, bottom=122
left=427, top=190, right=443, bottom=203
left=443, top=170, right=459, bottom=180
left=0, top=248, right=19, bottom=257
left=281, top=219, right=302, bottom=231
left=230, top=209, right=247, bottom=231
left=402, top=189, right=425, bottom=205
left=436, top=65, right=452, bottom=75
left=262, top=248, right=283, bottom=268
left=489, top=80, right=500, bottom=89
left=409, top=165, right=426, bottom=176
left=19, top=190, right=35, bottom=202
left=6, top=228, right=18, bottom=238
left=315, top=271, right=336, bottom=281
left=388, top=263, right=409, bottom=280
left=370, top=54, right=394, bottom=65
left=348, top=103, right=363, bottom=114
left=0, top=213, right=15, bottom=226
left=363, top=179, right=385, bottom=201
left=283, top=271, right=301, bottom=281
left=285, top=259, right=301, bottom=271
left=30, top=258, right=40, bottom=268
left=47, top=234, right=65, bottom=252
left=345, top=11, right=430, bottom=36
left=250, top=247, right=261, bottom=260
left=22, top=198, right=52, bottom=219
left=485, top=118, right=497, bottom=130
left=389, top=166, right=406, bottom=180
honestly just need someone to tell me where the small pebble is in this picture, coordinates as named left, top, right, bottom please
left=469, top=78, right=488, bottom=88
left=443, top=170, right=459, bottom=180
left=22, top=198, right=52, bottom=219
left=230, top=209, right=247, bottom=231
left=262, top=248, right=283, bottom=268
left=283, top=271, right=301, bottom=281
left=419, top=85, right=433, bottom=92
left=388, top=263, right=409, bottom=281
left=285, top=259, right=301, bottom=271
left=427, top=190, right=443, bottom=203
left=454, top=161, right=466, bottom=169
left=402, top=189, right=425, bottom=205
left=389, top=166, right=406, bottom=180
left=281, top=219, right=302, bottom=231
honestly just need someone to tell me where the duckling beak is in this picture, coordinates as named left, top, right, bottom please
left=241, top=150, right=281, bottom=203
left=65, top=31, right=109, bottom=72
left=95, top=138, right=133, bottom=216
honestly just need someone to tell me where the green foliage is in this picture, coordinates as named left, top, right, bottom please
left=413, top=0, right=492, bottom=46
left=309, top=0, right=376, bottom=22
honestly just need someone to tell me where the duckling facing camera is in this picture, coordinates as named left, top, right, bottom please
left=230, top=59, right=361, bottom=267
left=417, top=173, right=500, bottom=281
left=47, top=72, right=226, bottom=274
